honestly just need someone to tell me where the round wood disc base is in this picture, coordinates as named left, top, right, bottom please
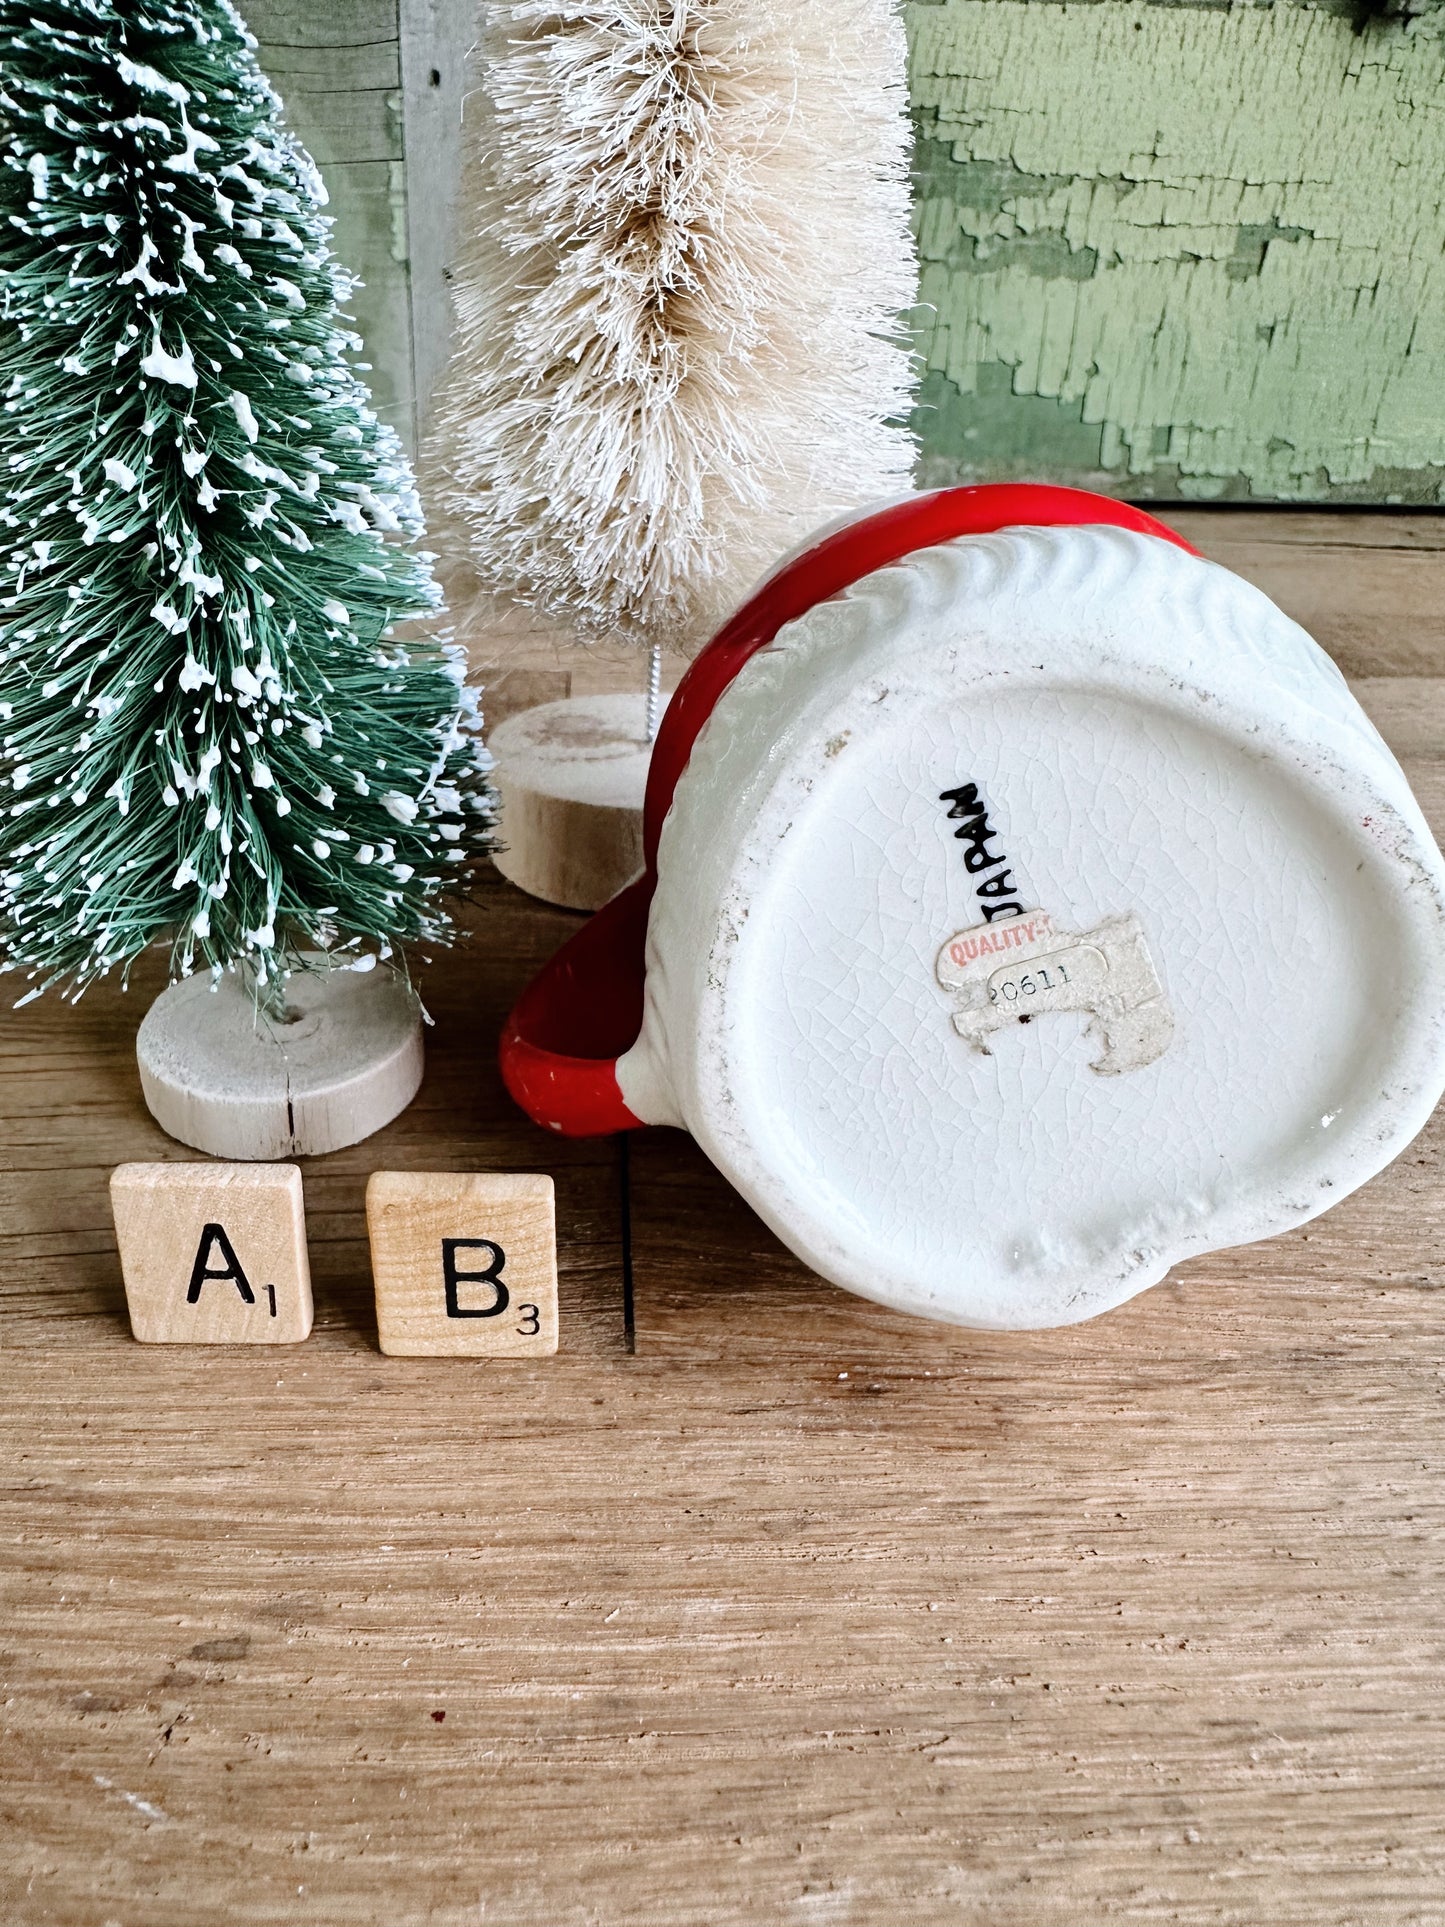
left=136, top=963, right=425, bottom=1160
left=490, top=692, right=653, bottom=911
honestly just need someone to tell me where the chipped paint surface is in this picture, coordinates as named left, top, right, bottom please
left=908, top=0, right=1445, bottom=499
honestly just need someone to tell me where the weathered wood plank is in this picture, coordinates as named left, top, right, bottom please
left=243, top=0, right=399, bottom=48
left=321, top=158, right=414, bottom=437
left=2, top=515, right=1444, bottom=1926
left=627, top=1099, right=1445, bottom=1360
left=269, top=89, right=403, bottom=167
left=248, top=0, right=402, bottom=159
left=248, top=1, right=415, bottom=440
left=3, top=1290, right=1444, bottom=1922
left=0, top=876, right=626, bottom=1357
left=1170, top=511, right=1445, bottom=677
left=244, top=36, right=400, bottom=91
left=399, top=0, right=476, bottom=428
left=909, top=0, right=1445, bottom=502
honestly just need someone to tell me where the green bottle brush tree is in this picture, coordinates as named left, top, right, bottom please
left=0, top=0, right=491, bottom=1004
left=0, top=0, right=493, bottom=1154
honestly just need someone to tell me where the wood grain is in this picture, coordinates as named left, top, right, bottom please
left=248, top=0, right=416, bottom=441
left=248, top=0, right=482, bottom=445
left=368, top=1169, right=559, bottom=1356
left=0, top=875, right=625, bottom=1358
left=489, top=695, right=651, bottom=911
left=2, top=512, right=1444, bottom=1924
left=110, top=1162, right=313, bottom=1345
left=135, top=967, right=426, bottom=1163
left=1168, top=510, right=1445, bottom=678
left=397, top=0, right=475, bottom=431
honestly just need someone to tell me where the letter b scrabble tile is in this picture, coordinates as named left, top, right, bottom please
left=110, top=1162, right=313, bottom=1344
left=366, top=1171, right=558, bottom=1357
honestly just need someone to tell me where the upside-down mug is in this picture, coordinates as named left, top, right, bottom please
left=501, top=486, right=1445, bottom=1329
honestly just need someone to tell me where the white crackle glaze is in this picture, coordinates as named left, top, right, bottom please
left=617, top=526, right=1445, bottom=1328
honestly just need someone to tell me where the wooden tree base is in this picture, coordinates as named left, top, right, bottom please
left=136, top=963, right=424, bottom=1161
left=489, top=692, right=653, bottom=911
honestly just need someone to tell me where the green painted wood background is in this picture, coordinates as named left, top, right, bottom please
left=249, top=0, right=1445, bottom=502
left=910, top=0, right=1445, bottom=502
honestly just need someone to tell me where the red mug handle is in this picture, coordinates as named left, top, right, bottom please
left=499, top=485, right=1195, bottom=1136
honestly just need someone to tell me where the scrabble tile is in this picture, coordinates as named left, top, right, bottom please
left=366, top=1171, right=558, bottom=1357
left=110, top=1162, right=313, bottom=1344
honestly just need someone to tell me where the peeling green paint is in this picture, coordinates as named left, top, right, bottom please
left=908, top=0, right=1445, bottom=500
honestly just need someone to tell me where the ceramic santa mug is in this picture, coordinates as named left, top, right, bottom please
left=501, top=486, right=1445, bottom=1329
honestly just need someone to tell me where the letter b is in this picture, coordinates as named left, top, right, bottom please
left=442, top=1238, right=509, bottom=1318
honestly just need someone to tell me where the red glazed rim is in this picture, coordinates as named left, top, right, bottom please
left=499, top=484, right=1197, bottom=1137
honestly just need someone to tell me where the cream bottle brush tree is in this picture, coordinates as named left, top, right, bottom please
left=0, top=0, right=493, bottom=1014
left=431, top=0, right=918, bottom=908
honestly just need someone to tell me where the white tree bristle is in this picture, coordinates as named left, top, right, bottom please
left=429, top=0, right=919, bottom=654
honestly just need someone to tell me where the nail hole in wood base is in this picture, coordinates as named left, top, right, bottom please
left=136, top=961, right=425, bottom=1161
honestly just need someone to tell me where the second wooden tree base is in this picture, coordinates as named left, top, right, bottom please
left=136, top=962, right=424, bottom=1160
left=489, top=692, right=654, bottom=911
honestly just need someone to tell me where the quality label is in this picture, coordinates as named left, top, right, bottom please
left=936, top=909, right=1173, bottom=1075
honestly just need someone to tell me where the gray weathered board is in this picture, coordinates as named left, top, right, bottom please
left=247, top=0, right=473, bottom=448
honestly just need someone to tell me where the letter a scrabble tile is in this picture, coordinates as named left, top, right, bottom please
left=110, top=1162, right=313, bottom=1344
left=366, top=1172, right=558, bottom=1358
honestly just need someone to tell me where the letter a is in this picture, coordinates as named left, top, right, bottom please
left=185, top=1223, right=256, bottom=1305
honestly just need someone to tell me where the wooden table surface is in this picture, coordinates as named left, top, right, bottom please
left=3, top=510, right=1445, bottom=1927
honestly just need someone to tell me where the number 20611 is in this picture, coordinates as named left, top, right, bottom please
left=988, top=961, right=1071, bottom=1005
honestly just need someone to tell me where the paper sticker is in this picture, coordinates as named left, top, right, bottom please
left=936, top=909, right=1173, bottom=1075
